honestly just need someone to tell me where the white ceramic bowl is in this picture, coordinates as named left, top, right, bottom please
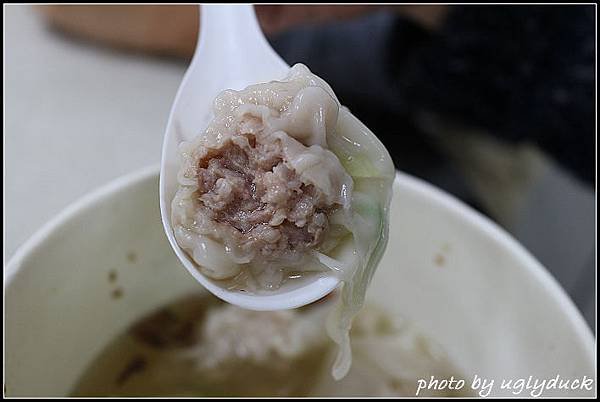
left=5, top=165, right=595, bottom=397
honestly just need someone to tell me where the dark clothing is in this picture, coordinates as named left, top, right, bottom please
left=270, top=5, right=595, bottom=185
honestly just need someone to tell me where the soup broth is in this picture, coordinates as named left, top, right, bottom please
left=72, top=293, right=471, bottom=397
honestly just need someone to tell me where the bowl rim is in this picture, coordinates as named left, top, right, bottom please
left=394, top=171, right=595, bottom=355
left=4, top=165, right=160, bottom=285
left=4, top=165, right=594, bottom=357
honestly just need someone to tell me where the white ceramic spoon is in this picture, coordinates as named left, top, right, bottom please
left=159, top=4, right=340, bottom=311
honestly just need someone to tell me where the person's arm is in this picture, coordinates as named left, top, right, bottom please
left=37, top=5, right=198, bottom=58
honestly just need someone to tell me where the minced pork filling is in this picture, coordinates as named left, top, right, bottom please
left=195, top=133, right=336, bottom=264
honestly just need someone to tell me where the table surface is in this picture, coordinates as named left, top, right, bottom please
left=5, top=5, right=185, bottom=259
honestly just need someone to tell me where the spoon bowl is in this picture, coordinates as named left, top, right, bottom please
left=159, top=4, right=339, bottom=311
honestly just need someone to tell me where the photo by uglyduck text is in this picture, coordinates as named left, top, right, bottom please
left=415, top=374, right=595, bottom=397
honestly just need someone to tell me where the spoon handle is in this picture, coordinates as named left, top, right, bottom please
left=197, top=5, right=276, bottom=62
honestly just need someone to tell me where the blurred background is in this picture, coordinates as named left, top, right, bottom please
left=5, top=5, right=595, bottom=327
